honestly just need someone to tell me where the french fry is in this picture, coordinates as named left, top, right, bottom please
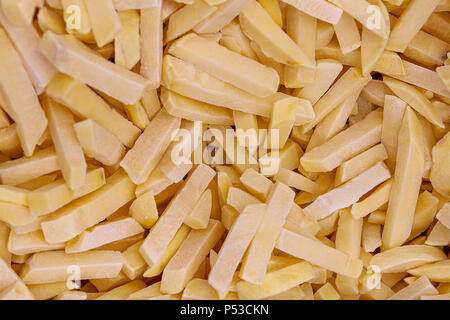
left=281, top=0, right=342, bottom=25
left=84, top=0, right=122, bottom=48
left=333, top=13, right=360, bottom=54
left=115, top=10, right=140, bottom=70
left=388, top=275, right=438, bottom=300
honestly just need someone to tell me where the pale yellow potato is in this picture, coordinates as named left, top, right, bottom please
left=208, top=204, right=265, bottom=292
left=90, top=271, right=129, bottom=291
left=362, top=222, right=382, bottom=253
left=28, top=167, right=106, bottom=216
left=65, top=217, right=144, bottom=253
left=182, top=278, right=218, bottom=300
left=294, top=59, right=343, bottom=105
left=381, top=94, right=407, bottom=170
left=437, top=66, right=450, bottom=92
left=367, top=210, right=386, bottom=225
left=370, top=245, right=446, bottom=273
left=46, top=74, right=140, bottom=147
left=169, top=33, right=279, bottom=98
left=127, top=282, right=162, bottom=300
left=129, top=191, right=158, bottom=229
left=115, top=10, right=140, bottom=70
left=335, top=208, right=362, bottom=296
left=124, top=102, right=149, bottom=130
left=387, top=60, right=450, bottom=99
left=240, top=183, right=295, bottom=284
left=37, top=6, right=65, bottom=34
left=20, top=250, right=123, bottom=284
left=335, top=144, right=388, bottom=186
left=161, top=219, right=224, bottom=294
left=281, top=0, right=342, bottom=25
left=304, top=162, right=390, bottom=221
left=166, top=1, right=217, bottom=42
left=333, top=13, right=360, bottom=54
left=423, top=11, right=450, bottom=43
left=0, top=28, right=48, bottom=157
left=41, top=169, right=135, bottom=244
left=135, top=170, right=174, bottom=197
left=96, top=280, right=146, bottom=300
left=7, top=230, right=64, bottom=256
left=284, top=203, right=321, bottom=237
left=0, top=185, right=28, bottom=206
left=430, top=133, right=450, bottom=199
left=0, top=281, right=34, bottom=300
left=275, top=168, right=319, bottom=194
left=140, top=2, right=163, bottom=87
left=351, top=179, right=392, bottom=219
left=386, top=0, right=441, bottom=53
left=388, top=275, right=438, bottom=300
left=239, top=1, right=314, bottom=67
left=301, top=109, right=382, bottom=172
left=184, top=189, right=212, bottom=230
left=1, top=0, right=42, bottom=26
left=84, top=0, right=122, bottom=48
left=61, top=0, right=93, bottom=40
left=28, top=282, right=70, bottom=300
left=140, top=164, right=215, bottom=266
left=0, top=147, right=59, bottom=186
left=425, top=221, right=450, bottom=246
left=436, top=203, right=450, bottom=229
left=122, top=240, right=146, bottom=280
left=219, top=19, right=257, bottom=60
left=193, top=0, right=253, bottom=34
left=142, top=224, right=190, bottom=277
left=408, top=260, right=450, bottom=283
left=74, top=119, right=125, bottom=166
left=306, top=94, right=356, bottom=152
left=120, top=109, right=180, bottom=184
left=0, top=10, right=56, bottom=94
left=302, top=67, right=371, bottom=133
left=113, top=0, right=157, bottom=10
left=41, top=31, right=148, bottom=105
left=239, top=168, right=272, bottom=201
left=43, top=97, right=86, bottom=190
left=382, top=107, right=427, bottom=249
left=276, top=229, right=363, bottom=278
left=409, top=191, right=440, bottom=241
left=314, top=282, right=341, bottom=300
left=329, top=0, right=389, bottom=39
left=237, top=261, right=314, bottom=300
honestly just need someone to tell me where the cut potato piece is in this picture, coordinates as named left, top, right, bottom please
left=281, top=0, right=342, bottom=25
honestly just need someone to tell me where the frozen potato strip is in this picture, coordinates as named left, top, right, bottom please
left=430, top=133, right=450, bottom=199
left=257, top=0, right=282, bottom=28
left=208, top=204, right=265, bottom=292
left=388, top=275, right=438, bottom=300
left=237, top=261, right=314, bottom=300
left=194, top=0, right=253, bottom=34
left=166, top=1, right=217, bottom=42
left=115, top=10, right=140, bottom=70
left=409, top=191, right=440, bottom=241
left=329, top=0, right=389, bottom=39
left=408, top=260, right=450, bottom=283
left=301, top=109, right=382, bottom=173
left=0, top=28, right=47, bottom=157
left=127, top=282, right=162, bottom=300
left=267, top=98, right=296, bottom=149
left=27, top=282, right=69, bottom=300
left=1, top=0, right=42, bottom=25
left=96, top=280, right=146, bottom=300
left=140, top=164, right=215, bottom=266
left=169, top=33, right=279, bottom=98
left=335, top=144, right=388, bottom=186
left=384, top=77, right=444, bottom=129
left=135, top=170, right=173, bottom=197
left=161, top=219, right=224, bottom=294
left=294, top=59, right=343, bottom=105
left=0, top=10, right=56, bottom=94
left=0, top=125, right=22, bottom=158
left=43, top=97, right=86, bottom=190
left=437, top=66, right=450, bottom=92
left=140, top=2, right=163, bottom=87
left=74, top=120, right=125, bottom=166
left=436, top=203, right=450, bottom=229
left=381, top=95, right=407, bottom=170
left=367, top=210, right=385, bottom=225
left=240, top=183, right=294, bottom=284
left=382, top=108, right=425, bottom=249
left=41, top=169, right=135, bottom=244
left=284, top=203, right=321, bottom=237
left=184, top=190, right=212, bottom=230
left=46, top=74, right=140, bottom=148
left=61, top=0, right=93, bottom=41
left=161, top=88, right=233, bottom=126
left=239, top=1, right=314, bottom=66
left=121, top=109, right=180, bottom=184
left=333, top=13, right=360, bottom=54
left=113, top=0, right=157, bottom=10
left=386, top=0, right=440, bottom=53
left=65, top=217, right=143, bottom=253
left=0, top=147, right=59, bottom=186
left=351, top=179, right=392, bottom=219
left=302, top=67, right=371, bottom=133
left=8, top=230, right=64, bottom=256
left=163, top=55, right=273, bottom=116
left=276, top=168, right=319, bottom=194
left=129, top=191, right=158, bottom=229
left=276, top=229, right=363, bottom=278
left=0, top=202, right=35, bottom=228
left=219, top=19, right=257, bottom=60
left=122, top=240, right=146, bottom=280
left=226, top=186, right=261, bottom=213
left=182, top=278, right=218, bottom=300
left=84, top=0, right=122, bottom=47
left=20, top=250, right=123, bottom=284
left=362, top=222, right=382, bottom=253
left=314, top=283, right=340, bottom=300
left=425, top=221, right=450, bottom=246
left=281, top=0, right=342, bottom=25
left=239, top=168, right=273, bottom=201
left=28, top=167, right=106, bottom=216
left=370, top=245, right=446, bottom=273
left=304, top=162, right=390, bottom=221
left=0, top=185, right=28, bottom=206
left=0, top=257, right=33, bottom=298
left=40, top=31, right=148, bottom=105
